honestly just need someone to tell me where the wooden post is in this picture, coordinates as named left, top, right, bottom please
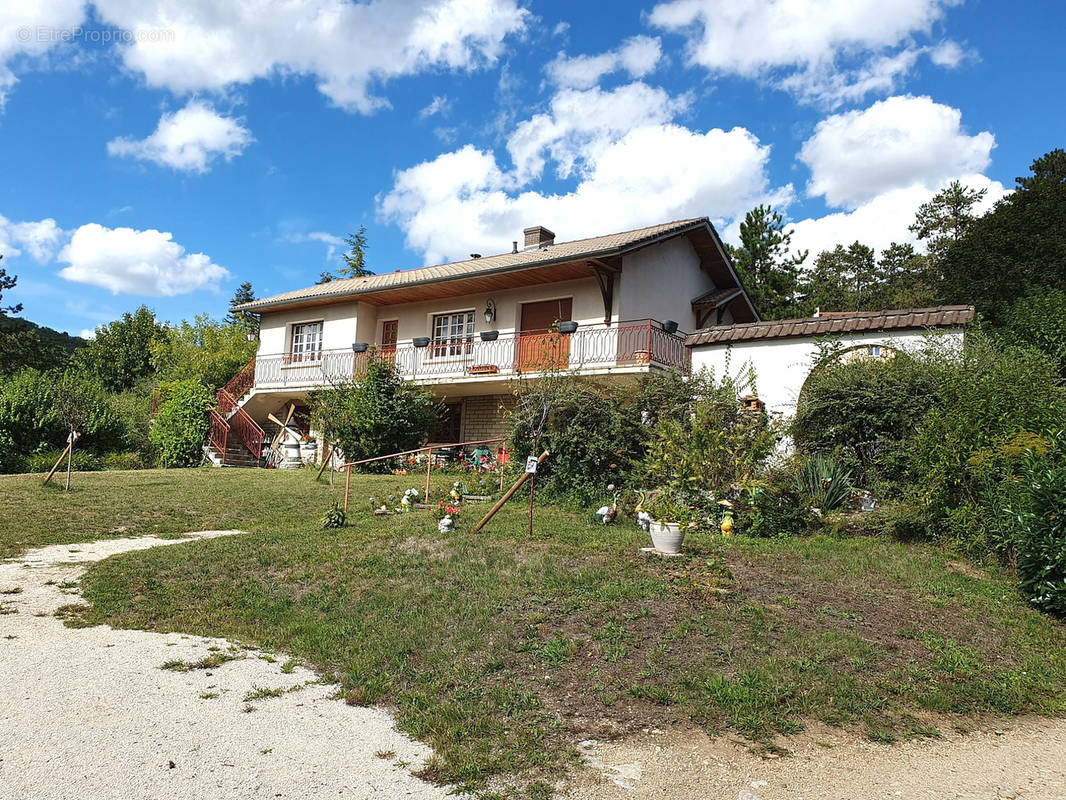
left=43, top=437, right=76, bottom=486
left=344, top=464, right=351, bottom=513
left=473, top=450, right=548, bottom=533
left=528, top=472, right=535, bottom=537
left=315, top=443, right=333, bottom=481
left=499, top=447, right=507, bottom=492
left=420, top=448, right=428, bottom=499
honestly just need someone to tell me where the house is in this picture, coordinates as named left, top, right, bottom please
left=217, top=217, right=973, bottom=466
left=219, top=218, right=757, bottom=465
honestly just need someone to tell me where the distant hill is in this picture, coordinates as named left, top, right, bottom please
left=0, top=314, right=86, bottom=360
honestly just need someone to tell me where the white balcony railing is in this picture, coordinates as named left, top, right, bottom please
left=251, top=320, right=689, bottom=390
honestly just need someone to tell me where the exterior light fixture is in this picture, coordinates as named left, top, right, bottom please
left=351, top=342, right=369, bottom=353
left=246, top=332, right=257, bottom=343
left=484, top=298, right=497, bottom=324
left=661, top=320, right=679, bottom=334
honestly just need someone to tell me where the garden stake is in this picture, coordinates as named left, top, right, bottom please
left=473, top=450, right=548, bottom=533
left=43, top=435, right=77, bottom=486
left=315, top=443, right=333, bottom=481
left=425, top=446, right=433, bottom=500
left=528, top=472, right=535, bottom=537
left=65, top=426, right=74, bottom=491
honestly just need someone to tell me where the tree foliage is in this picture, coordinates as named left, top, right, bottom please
left=339, top=226, right=373, bottom=278
left=0, top=254, right=21, bottom=314
left=941, top=150, right=1066, bottom=320
left=727, top=205, right=807, bottom=319
left=150, top=314, right=257, bottom=390
left=226, top=282, right=259, bottom=333
left=75, top=306, right=166, bottom=392
left=308, top=358, right=439, bottom=471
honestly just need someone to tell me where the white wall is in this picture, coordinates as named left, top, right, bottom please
left=617, top=235, right=717, bottom=332
left=690, top=328, right=966, bottom=420
left=257, top=302, right=359, bottom=357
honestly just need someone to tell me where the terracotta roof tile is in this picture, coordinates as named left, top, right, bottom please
left=238, top=218, right=709, bottom=312
left=685, top=306, right=975, bottom=347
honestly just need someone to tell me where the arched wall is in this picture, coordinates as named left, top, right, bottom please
left=689, top=328, right=965, bottom=420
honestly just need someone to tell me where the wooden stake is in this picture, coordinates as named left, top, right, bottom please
left=43, top=438, right=75, bottom=485
left=315, top=443, right=334, bottom=481
left=425, top=447, right=434, bottom=501
left=473, top=450, right=548, bottom=533
left=65, top=427, right=75, bottom=491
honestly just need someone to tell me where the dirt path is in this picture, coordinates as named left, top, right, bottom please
left=563, top=718, right=1066, bottom=799
left=0, top=532, right=450, bottom=800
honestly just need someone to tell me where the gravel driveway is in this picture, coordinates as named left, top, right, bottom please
left=0, top=532, right=451, bottom=800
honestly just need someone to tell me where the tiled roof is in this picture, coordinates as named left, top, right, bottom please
left=685, top=306, right=975, bottom=346
left=237, top=218, right=709, bottom=311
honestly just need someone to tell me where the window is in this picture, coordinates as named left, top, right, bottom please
left=431, top=311, right=474, bottom=357
left=867, top=345, right=883, bottom=358
left=290, top=321, right=323, bottom=362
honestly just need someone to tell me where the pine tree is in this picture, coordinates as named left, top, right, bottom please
left=338, top=226, right=373, bottom=278
left=226, top=282, right=258, bottom=332
left=0, top=255, right=22, bottom=315
left=726, top=205, right=807, bottom=319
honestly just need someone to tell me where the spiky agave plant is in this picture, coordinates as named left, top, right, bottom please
left=794, top=453, right=854, bottom=512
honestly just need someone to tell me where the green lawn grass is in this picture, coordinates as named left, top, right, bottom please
left=4, top=467, right=1066, bottom=796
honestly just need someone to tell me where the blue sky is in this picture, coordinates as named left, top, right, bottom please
left=0, top=0, right=1062, bottom=337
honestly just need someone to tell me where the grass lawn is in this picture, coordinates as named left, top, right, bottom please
left=4, top=468, right=1066, bottom=796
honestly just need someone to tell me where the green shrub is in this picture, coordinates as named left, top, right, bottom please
left=736, top=480, right=813, bottom=538
left=99, top=451, right=150, bottom=471
left=22, top=448, right=103, bottom=473
left=793, top=453, right=854, bottom=512
left=1011, top=434, right=1066, bottom=616
left=321, top=501, right=347, bottom=529
left=150, top=380, right=212, bottom=467
left=309, top=358, right=439, bottom=472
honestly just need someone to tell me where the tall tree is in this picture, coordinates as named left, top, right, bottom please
left=0, top=255, right=22, bottom=314
left=909, top=180, right=987, bottom=288
left=316, top=271, right=334, bottom=284
left=875, top=242, right=939, bottom=309
left=74, top=306, right=166, bottom=392
left=225, top=281, right=259, bottom=333
left=339, top=226, right=373, bottom=278
left=798, top=242, right=878, bottom=313
left=941, top=149, right=1066, bottom=319
left=726, top=206, right=807, bottom=319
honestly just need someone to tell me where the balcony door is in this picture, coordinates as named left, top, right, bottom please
left=380, top=320, right=398, bottom=363
left=516, top=298, right=572, bottom=371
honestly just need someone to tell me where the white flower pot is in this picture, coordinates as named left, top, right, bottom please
left=649, top=521, right=685, bottom=554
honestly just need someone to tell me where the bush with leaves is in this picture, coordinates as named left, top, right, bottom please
left=321, top=501, right=347, bottom=529
left=793, top=453, right=854, bottom=512
left=309, top=358, right=439, bottom=472
left=150, top=313, right=257, bottom=390
left=639, top=368, right=781, bottom=499
left=149, top=380, right=212, bottom=467
left=1011, top=433, right=1066, bottom=616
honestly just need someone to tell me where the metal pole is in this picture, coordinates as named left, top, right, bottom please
left=65, top=427, right=74, bottom=491
left=528, top=472, right=535, bottom=537
left=344, top=464, right=351, bottom=513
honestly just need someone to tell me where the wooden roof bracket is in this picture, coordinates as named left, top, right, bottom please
left=588, top=259, right=619, bottom=325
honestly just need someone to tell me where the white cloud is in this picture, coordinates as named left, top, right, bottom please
left=58, top=223, right=229, bottom=295
left=107, top=101, right=253, bottom=173
left=546, top=35, right=663, bottom=89
left=799, top=95, right=995, bottom=209
left=0, top=215, right=64, bottom=263
left=90, top=0, right=529, bottom=113
left=649, top=0, right=964, bottom=105
left=419, top=95, right=451, bottom=118
left=0, top=0, right=86, bottom=106
left=788, top=173, right=1008, bottom=257
left=929, top=39, right=967, bottom=68
left=79, top=328, right=96, bottom=340
left=380, top=90, right=791, bottom=265
left=507, top=82, right=690, bottom=183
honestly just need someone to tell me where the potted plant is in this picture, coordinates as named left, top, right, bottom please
left=480, top=330, right=499, bottom=341
left=640, top=489, right=695, bottom=554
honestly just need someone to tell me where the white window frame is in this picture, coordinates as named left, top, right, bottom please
left=430, top=310, right=475, bottom=358
left=290, top=320, right=324, bottom=363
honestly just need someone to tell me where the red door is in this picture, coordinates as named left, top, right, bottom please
left=516, top=298, right=573, bottom=370
left=380, top=320, right=398, bottom=362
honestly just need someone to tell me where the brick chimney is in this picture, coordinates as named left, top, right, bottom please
left=523, top=225, right=556, bottom=249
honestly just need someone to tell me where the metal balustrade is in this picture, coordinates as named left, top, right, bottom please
left=249, top=319, right=689, bottom=390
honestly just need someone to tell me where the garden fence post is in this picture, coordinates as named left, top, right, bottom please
left=344, top=464, right=351, bottom=513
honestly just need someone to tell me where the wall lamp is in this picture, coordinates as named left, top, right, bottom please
left=484, top=298, right=497, bottom=324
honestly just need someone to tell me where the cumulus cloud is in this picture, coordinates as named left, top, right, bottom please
left=546, top=35, right=663, bottom=89
left=788, top=173, right=1008, bottom=258
left=58, top=223, right=229, bottom=295
left=649, top=0, right=965, bottom=105
left=507, top=82, right=690, bottom=184
left=89, top=0, right=528, bottom=113
left=380, top=83, right=791, bottom=265
left=0, top=0, right=86, bottom=106
left=799, top=95, right=995, bottom=209
left=107, top=101, right=253, bottom=173
left=0, top=214, right=65, bottom=263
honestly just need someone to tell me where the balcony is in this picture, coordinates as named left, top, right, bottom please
left=251, top=319, right=689, bottom=391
